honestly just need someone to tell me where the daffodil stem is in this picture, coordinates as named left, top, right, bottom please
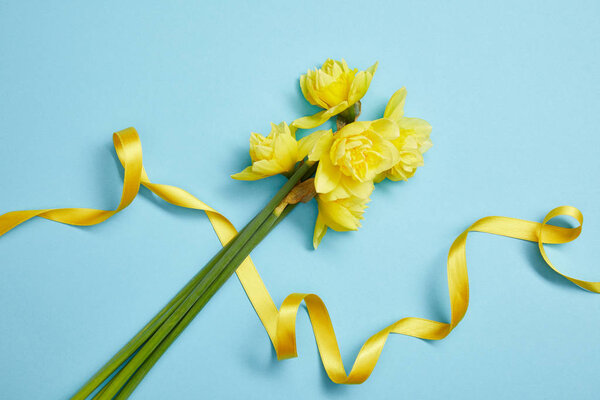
left=70, top=239, right=235, bottom=400
left=73, top=161, right=316, bottom=400
left=337, top=101, right=361, bottom=129
left=113, top=205, right=295, bottom=400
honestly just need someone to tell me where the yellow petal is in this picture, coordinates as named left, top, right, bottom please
left=297, top=129, right=330, bottom=161
left=340, top=175, right=374, bottom=198
left=305, top=130, right=333, bottom=162
left=320, top=184, right=351, bottom=201
left=347, top=61, right=377, bottom=104
left=312, top=215, right=327, bottom=249
left=251, top=159, right=284, bottom=176
left=374, top=137, right=401, bottom=171
left=253, top=144, right=273, bottom=160
left=396, top=117, right=433, bottom=155
left=291, top=110, right=329, bottom=130
left=369, top=118, right=400, bottom=140
left=397, top=117, right=432, bottom=136
left=272, top=130, right=298, bottom=172
left=291, top=101, right=348, bottom=130
left=314, top=154, right=341, bottom=194
left=373, top=172, right=386, bottom=183
left=366, top=61, right=378, bottom=76
left=383, top=87, right=407, bottom=122
left=420, top=138, right=433, bottom=154
left=318, top=197, right=360, bottom=231
left=336, top=120, right=370, bottom=138
left=300, top=74, right=317, bottom=106
left=249, top=132, right=267, bottom=161
left=277, top=121, right=293, bottom=137
left=231, top=166, right=267, bottom=181
left=307, top=74, right=330, bottom=109
left=347, top=71, right=369, bottom=105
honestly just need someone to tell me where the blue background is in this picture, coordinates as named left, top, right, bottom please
left=1, top=1, right=599, bottom=399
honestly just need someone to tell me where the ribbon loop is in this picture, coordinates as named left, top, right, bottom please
left=0, top=128, right=597, bottom=385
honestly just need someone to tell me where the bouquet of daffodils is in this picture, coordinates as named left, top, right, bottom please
left=234, top=60, right=432, bottom=247
left=3, top=57, right=596, bottom=400
left=65, top=59, right=431, bottom=399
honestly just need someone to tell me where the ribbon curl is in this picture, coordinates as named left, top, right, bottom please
left=0, top=128, right=597, bottom=384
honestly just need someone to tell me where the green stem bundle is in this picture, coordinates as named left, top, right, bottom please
left=71, top=161, right=316, bottom=400
left=112, top=206, right=295, bottom=400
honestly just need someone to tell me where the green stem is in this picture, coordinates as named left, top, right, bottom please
left=70, top=239, right=234, bottom=400
left=114, top=206, right=295, bottom=399
left=336, top=101, right=361, bottom=129
left=93, top=163, right=315, bottom=400
left=72, top=162, right=314, bottom=400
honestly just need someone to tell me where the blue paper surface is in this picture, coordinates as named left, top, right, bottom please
left=1, top=1, right=599, bottom=399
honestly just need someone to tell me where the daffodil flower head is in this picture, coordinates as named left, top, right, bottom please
left=306, top=118, right=400, bottom=199
left=231, top=122, right=298, bottom=181
left=292, top=59, right=378, bottom=130
left=301, top=59, right=377, bottom=110
left=313, top=192, right=370, bottom=248
left=375, top=88, right=433, bottom=182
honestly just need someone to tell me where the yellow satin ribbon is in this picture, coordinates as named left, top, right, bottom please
left=1, top=128, right=598, bottom=384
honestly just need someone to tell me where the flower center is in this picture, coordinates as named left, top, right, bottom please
left=331, top=134, right=382, bottom=181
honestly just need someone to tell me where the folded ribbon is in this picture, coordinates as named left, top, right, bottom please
left=1, top=127, right=597, bottom=384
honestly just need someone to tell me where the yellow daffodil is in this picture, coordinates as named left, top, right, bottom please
left=231, top=122, right=298, bottom=181
left=292, top=59, right=378, bottom=130
left=375, top=88, right=433, bottom=182
left=313, top=193, right=370, bottom=248
left=304, top=119, right=400, bottom=199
